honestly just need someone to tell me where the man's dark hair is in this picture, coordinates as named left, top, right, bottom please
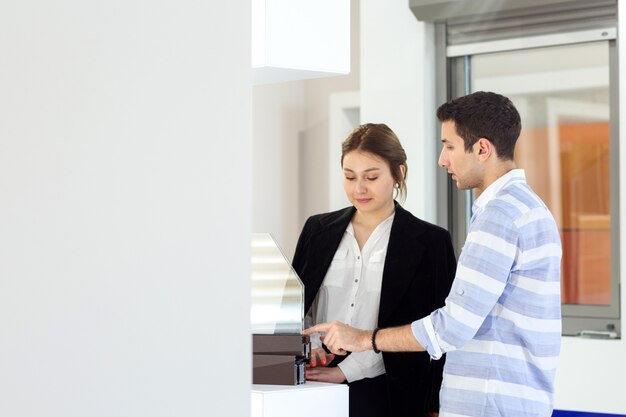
left=436, top=91, right=521, bottom=160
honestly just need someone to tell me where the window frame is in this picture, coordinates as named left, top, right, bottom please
left=434, top=14, right=621, bottom=337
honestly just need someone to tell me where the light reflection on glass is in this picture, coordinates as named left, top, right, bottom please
left=251, top=233, right=304, bottom=334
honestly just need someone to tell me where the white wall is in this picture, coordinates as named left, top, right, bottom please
left=0, top=2, right=251, bottom=416
left=250, top=0, right=435, bottom=257
left=252, top=82, right=306, bottom=258
left=360, top=0, right=437, bottom=222
left=252, top=0, right=360, bottom=259
left=299, top=0, right=361, bottom=230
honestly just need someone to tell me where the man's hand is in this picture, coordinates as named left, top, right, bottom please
left=305, top=365, right=346, bottom=384
left=303, top=321, right=371, bottom=355
left=305, top=322, right=425, bottom=354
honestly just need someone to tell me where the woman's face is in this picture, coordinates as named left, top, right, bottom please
left=342, top=150, right=396, bottom=216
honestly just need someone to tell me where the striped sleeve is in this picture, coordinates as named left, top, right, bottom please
left=412, top=206, right=518, bottom=358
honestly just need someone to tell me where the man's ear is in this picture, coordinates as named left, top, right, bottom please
left=475, top=138, right=493, bottom=160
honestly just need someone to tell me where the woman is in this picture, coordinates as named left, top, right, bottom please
left=292, top=123, right=456, bottom=417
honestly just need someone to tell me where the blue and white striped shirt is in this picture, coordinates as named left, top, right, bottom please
left=412, top=169, right=562, bottom=417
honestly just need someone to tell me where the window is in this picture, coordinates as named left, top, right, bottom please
left=426, top=0, right=620, bottom=336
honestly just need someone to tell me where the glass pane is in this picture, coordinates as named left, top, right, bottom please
left=251, top=233, right=304, bottom=334
left=471, top=42, right=611, bottom=306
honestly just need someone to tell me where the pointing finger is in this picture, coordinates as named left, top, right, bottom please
left=303, top=322, right=332, bottom=336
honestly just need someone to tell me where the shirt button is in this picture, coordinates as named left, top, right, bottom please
left=355, top=279, right=359, bottom=282
left=351, top=303, right=355, bottom=307
left=357, top=256, right=360, bottom=260
left=456, top=288, right=465, bottom=295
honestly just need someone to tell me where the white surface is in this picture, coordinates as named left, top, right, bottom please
left=0, top=1, right=251, bottom=416
left=360, top=0, right=437, bottom=222
left=251, top=382, right=349, bottom=417
left=252, top=0, right=351, bottom=85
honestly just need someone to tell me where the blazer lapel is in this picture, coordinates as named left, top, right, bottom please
left=378, top=206, right=426, bottom=326
left=303, top=207, right=354, bottom=313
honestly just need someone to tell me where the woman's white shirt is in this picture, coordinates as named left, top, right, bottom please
left=306, top=212, right=395, bottom=382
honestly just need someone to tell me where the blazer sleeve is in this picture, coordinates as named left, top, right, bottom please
left=427, top=228, right=457, bottom=413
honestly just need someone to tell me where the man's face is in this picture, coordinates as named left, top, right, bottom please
left=438, top=120, right=484, bottom=191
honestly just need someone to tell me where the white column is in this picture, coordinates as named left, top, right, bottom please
left=360, top=0, right=436, bottom=221
left=0, top=1, right=251, bottom=416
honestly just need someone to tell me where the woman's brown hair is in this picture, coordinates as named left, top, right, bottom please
left=341, top=123, right=408, bottom=202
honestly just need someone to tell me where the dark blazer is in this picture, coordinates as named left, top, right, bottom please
left=292, top=203, right=456, bottom=417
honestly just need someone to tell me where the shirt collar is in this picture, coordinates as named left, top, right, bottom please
left=346, top=211, right=396, bottom=236
left=472, top=168, right=526, bottom=215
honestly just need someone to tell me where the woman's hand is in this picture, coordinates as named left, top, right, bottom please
left=307, top=347, right=335, bottom=368
left=305, top=365, right=346, bottom=383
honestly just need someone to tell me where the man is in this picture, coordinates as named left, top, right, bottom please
left=305, top=91, right=562, bottom=417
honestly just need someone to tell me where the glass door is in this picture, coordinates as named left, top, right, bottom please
left=445, top=40, right=620, bottom=335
